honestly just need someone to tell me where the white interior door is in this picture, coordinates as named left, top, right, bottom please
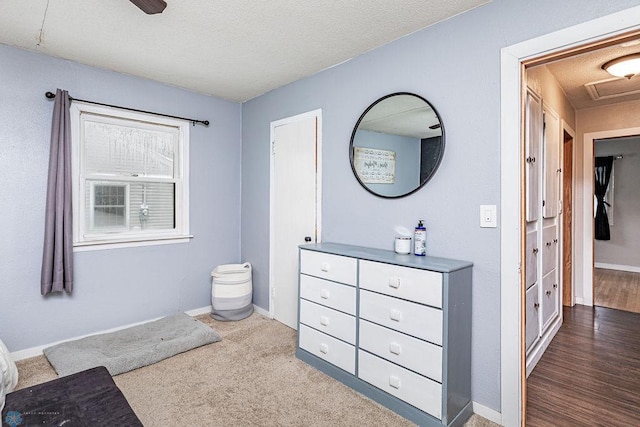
left=270, top=111, right=321, bottom=329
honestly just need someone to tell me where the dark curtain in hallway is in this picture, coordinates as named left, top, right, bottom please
left=594, top=156, right=614, bottom=241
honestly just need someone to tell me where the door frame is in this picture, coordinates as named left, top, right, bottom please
left=500, top=7, right=640, bottom=426
left=562, top=120, right=576, bottom=307
left=268, top=109, right=323, bottom=317
left=582, top=126, right=640, bottom=307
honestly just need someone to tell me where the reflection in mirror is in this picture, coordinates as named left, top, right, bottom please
left=350, top=93, right=444, bottom=198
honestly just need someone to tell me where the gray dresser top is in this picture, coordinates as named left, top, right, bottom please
left=299, top=242, right=473, bottom=273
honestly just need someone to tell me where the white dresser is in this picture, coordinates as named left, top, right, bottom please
left=297, top=243, right=473, bottom=427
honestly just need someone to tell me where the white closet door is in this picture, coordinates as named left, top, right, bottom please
left=543, top=105, right=560, bottom=218
left=525, top=90, right=543, bottom=223
left=272, top=115, right=318, bottom=329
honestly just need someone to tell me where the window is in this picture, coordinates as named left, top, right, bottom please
left=71, top=102, right=190, bottom=249
left=90, top=182, right=129, bottom=231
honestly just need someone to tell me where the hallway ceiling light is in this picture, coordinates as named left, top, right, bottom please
left=602, top=53, right=640, bottom=79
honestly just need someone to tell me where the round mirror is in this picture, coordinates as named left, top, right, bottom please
left=349, top=92, right=444, bottom=198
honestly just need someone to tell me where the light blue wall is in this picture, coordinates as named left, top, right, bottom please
left=241, top=0, right=640, bottom=412
left=0, top=45, right=242, bottom=352
left=352, top=129, right=420, bottom=197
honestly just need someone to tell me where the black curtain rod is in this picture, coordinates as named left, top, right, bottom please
left=45, top=91, right=209, bottom=126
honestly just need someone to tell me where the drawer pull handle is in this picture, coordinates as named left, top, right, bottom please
left=389, top=342, right=402, bottom=355
left=553, top=283, right=558, bottom=289
left=546, top=290, right=551, bottom=296
left=546, top=241, right=552, bottom=247
left=533, top=248, right=539, bottom=254
left=320, top=289, right=330, bottom=299
left=389, top=375, right=401, bottom=389
left=319, top=343, right=328, bottom=354
left=389, top=309, right=402, bottom=322
left=388, top=277, right=401, bottom=289
left=534, top=302, right=540, bottom=309
left=320, top=316, right=330, bottom=326
left=320, top=263, right=330, bottom=272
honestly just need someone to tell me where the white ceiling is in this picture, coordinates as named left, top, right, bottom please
left=542, top=37, right=640, bottom=110
left=359, top=94, right=442, bottom=139
left=0, top=0, right=489, bottom=102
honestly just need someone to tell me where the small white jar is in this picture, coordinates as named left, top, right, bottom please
left=394, top=236, right=411, bottom=254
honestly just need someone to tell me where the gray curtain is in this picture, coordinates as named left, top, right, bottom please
left=41, top=89, right=73, bottom=295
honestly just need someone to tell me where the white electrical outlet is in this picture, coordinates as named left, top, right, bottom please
left=480, top=205, right=497, bottom=228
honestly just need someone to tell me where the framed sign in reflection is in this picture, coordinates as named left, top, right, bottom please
left=353, top=147, right=396, bottom=184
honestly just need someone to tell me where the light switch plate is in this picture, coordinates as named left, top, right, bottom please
left=480, top=205, right=497, bottom=228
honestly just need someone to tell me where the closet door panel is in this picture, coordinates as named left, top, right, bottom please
left=543, top=105, right=560, bottom=218
left=541, top=270, right=559, bottom=330
left=542, top=225, right=558, bottom=277
left=525, top=283, right=540, bottom=352
left=525, top=90, right=543, bottom=223
left=526, top=229, right=538, bottom=289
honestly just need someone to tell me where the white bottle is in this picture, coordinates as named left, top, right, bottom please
left=414, top=220, right=426, bottom=256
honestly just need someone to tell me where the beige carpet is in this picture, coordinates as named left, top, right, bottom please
left=15, top=313, right=498, bottom=427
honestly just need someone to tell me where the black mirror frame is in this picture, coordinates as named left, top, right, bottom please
left=349, top=92, right=445, bottom=199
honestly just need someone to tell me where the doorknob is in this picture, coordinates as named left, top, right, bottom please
left=304, top=236, right=312, bottom=242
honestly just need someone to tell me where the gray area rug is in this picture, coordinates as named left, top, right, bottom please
left=43, top=313, right=221, bottom=377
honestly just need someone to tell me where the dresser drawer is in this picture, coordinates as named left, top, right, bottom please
left=359, top=319, right=442, bottom=382
left=358, top=350, right=442, bottom=419
left=299, top=324, right=355, bottom=374
left=300, top=274, right=356, bottom=315
left=359, top=260, right=442, bottom=308
left=299, top=299, right=356, bottom=344
left=360, top=290, right=442, bottom=345
left=300, top=250, right=357, bottom=286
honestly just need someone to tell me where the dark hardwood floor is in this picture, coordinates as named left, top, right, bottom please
left=527, top=305, right=640, bottom=426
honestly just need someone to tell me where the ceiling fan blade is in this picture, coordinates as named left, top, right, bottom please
left=129, top=0, right=167, bottom=14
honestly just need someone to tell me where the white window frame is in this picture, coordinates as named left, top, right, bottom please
left=71, top=101, right=191, bottom=251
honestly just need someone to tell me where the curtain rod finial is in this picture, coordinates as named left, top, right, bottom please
left=45, top=91, right=56, bottom=99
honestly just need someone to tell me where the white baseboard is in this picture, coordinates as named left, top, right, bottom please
left=252, top=304, right=272, bottom=318
left=11, top=305, right=213, bottom=361
left=185, top=305, right=213, bottom=316
left=575, top=297, right=585, bottom=305
left=595, top=262, right=640, bottom=273
left=472, top=401, right=502, bottom=424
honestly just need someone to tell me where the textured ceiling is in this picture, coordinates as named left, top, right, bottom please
left=0, top=0, right=489, bottom=102
left=544, top=38, right=640, bottom=110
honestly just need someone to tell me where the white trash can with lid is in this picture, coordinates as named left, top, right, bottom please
left=211, top=262, right=253, bottom=321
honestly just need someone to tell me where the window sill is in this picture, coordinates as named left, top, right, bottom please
left=73, top=235, right=193, bottom=252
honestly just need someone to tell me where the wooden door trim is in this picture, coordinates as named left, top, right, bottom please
left=501, top=8, right=640, bottom=425
left=562, top=122, right=576, bottom=307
